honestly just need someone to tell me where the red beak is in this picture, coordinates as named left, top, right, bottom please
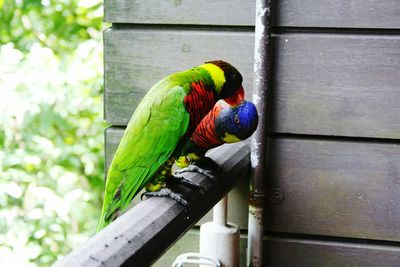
left=224, top=86, right=245, bottom=106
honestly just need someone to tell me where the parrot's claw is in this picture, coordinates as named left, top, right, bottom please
left=141, top=188, right=189, bottom=210
left=168, top=173, right=204, bottom=191
left=174, top=165, right=215, bottom=180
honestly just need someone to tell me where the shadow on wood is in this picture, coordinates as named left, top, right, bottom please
left=53, top=142, right=250, bottom=267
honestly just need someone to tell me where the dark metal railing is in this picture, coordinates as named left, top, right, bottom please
left=53, top=142, right=250, bottom=267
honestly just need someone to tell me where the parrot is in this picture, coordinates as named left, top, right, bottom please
left=98, top=60, right=245, bottom=230
left=143, top=99, right=259, bottom=200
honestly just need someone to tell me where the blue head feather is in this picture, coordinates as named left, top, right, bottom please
left=215, top=100, right=258, bottom=141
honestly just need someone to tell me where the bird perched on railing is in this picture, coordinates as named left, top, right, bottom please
left=98, top=60, right=246, bottom=230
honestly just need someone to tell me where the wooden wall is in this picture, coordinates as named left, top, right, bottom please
left=104, top=0, right=400, bottom=265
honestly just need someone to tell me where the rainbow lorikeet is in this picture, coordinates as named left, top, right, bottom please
left=143, top=99, right=258, bottom=201
left=98, top=60, right=245, bottom=230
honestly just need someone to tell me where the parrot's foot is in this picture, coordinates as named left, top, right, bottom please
left=174, top=165, right=214, bottom=180
left=141, top=188, right=189, bottom=210
left=168, top=174, right=204, bottom=191
left=175, top=157, right=221, bottom=181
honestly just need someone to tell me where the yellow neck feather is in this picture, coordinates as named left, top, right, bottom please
left=200, top=63, right=226, bottom=94
left=222, top=133, right=241, bottom=143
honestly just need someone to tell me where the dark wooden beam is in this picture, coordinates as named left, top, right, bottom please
left=54, top=143, right=250, bottom=267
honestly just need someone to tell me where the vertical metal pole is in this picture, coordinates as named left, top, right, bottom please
left=247, top=0, right=272, bottom=266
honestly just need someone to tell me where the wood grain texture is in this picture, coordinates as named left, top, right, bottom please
left=104, top=29, right=400, bottom=139
left=271, top=33, right=400, bottom=139
left=265, top=137, right=400, bottom=242
left=105, top=127, right=249, bottom=229
left=104, top=0, right=400, bottom=29
left=264, top=236, right=400, bottom=267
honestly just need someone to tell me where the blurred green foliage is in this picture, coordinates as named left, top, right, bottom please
left=0, top=0, right=103, bottom=55
left=0, top=0, right=107, bottom=266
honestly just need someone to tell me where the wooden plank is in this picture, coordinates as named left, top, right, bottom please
left=272, top=33, right=400, bottom=139
left=105, top=127, right=250, bottom=229
left=104, top=0, right=400, bottom=29
left=155, top=231, right=400, bottom=267
left=105, top=0, right=254, bottom=26
left=265, top=137, right=400, bottom=242
left=104, top=29, right=400, bottom=139
left=264, top=236, right=400, bottom=267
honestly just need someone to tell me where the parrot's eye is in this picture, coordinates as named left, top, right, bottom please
left=234, top=115, right=240, bottom=124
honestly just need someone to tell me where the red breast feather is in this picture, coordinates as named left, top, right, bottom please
left=190, top=101, right=225, bottom=149
left=183, top=81, right=217, bottom=134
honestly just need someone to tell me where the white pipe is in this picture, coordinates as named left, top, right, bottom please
left=213, top=194, right=227, bottom=225
left=200, top=195, right=240, bottom=267
left=247, top=0, right=272, bottom=266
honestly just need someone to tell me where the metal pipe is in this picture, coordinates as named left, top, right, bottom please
left=247, top=0, right=272, bottom=266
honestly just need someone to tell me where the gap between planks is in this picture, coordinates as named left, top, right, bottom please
left=265, top=231, right=400, bottom=250
left=109, top=24, right=400, bottom=36
left=267, top=133, right=400, bottom=145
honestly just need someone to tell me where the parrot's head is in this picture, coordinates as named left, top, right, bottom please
left=215, top=100, right=258, bottom=143
left=203, top=60, right=245, bottom=106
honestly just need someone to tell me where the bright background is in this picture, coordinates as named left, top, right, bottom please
left=0, top=0, right=107, bottom=265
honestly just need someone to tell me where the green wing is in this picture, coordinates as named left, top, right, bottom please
left=98, top=84, right=190, bottom=230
